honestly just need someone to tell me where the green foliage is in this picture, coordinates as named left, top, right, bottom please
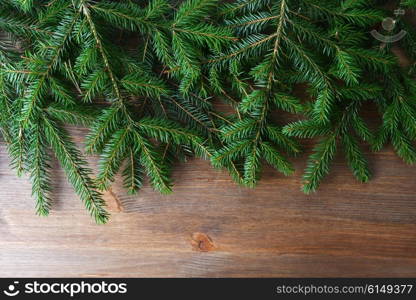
left=207, top=0, right=416, bottom=193
left=208, top=0, right=393, bottom=192
left=0, top=0, right=225, bottom=222
left=0, top=0, right=415, bottom=222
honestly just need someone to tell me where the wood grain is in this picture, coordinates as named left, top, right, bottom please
left=0, top=119, right=416, bottom=277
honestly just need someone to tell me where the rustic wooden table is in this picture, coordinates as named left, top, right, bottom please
left=1, top=117, right=415, bottom=277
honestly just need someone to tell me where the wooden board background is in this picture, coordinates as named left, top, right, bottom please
left=1, top=112, right=416, bottom=277
left=1, top=5, right=416, bottom=278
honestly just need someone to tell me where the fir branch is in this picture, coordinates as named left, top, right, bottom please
left=122, top=148, right=144, bottom=195
left=97, top=126, right=131, bottom=190
left=302, top=134, right=337, bottom=194
left=132, top=130, right=172, bottom=194
left=28, top=121, right=52, bottom=216
left=42, top=115, right=109, bottom=223
left=0, top=0, right=414, bottom=220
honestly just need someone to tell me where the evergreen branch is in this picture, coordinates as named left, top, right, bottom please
left=97, top=126, right=130, bottom=190
left=82, top=2, right=122, bottom=101
left=303, top=134, right=337, bottom=193
left=220, top=0, right=262, bottom=17
left=132, top=130, right=172, bottom=194
left=283, top=120, right=332, bottom=138
left=14, top=0, right=34, bottom=12
left=260, top=142, right=294, bottom=176
left=29, top=121, right=52, bottom=216
left=243, top=141, right=261, bottom=187
left=81, top=68, right=108, bottom=102
left=0, top=0, right=414, bottom=218
left=90, top=1, right=167, bottom=32
left=168, top=96, right=212, bottom=132
left=266, top=0, right=288, bottom=87
left=85, top=105, right=122, bottom=154
left=207, top=33, right=277, bottom=64
left=137, top=118, right=212, bottom=158
left=341, top=133, right=370, bottom=183
left=174, top=0, right=217, bottom=25
left=42, top=115, right=109, bottom=223
left=122, top=148, right=144, bottom=195
left=46, top=104, right=97, bottom=126
left=211, top=139, right=252, bottom=167
left=20, top=9, right=80, bottom=126
left=121, top=73, right=170, bottom=99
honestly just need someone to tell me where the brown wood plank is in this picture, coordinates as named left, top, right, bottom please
left=0, top=123, right=416, bottom=277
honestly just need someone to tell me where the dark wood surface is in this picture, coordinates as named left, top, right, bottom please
left=0, top=119, right=416, bottom=277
